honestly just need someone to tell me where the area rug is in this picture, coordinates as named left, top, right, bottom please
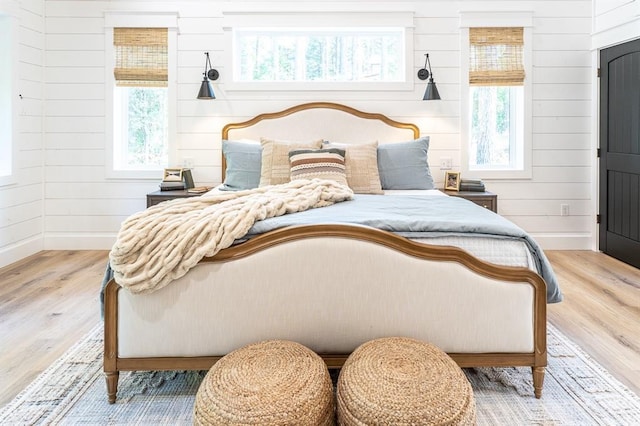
left=1, top=324, right=639, bottom=425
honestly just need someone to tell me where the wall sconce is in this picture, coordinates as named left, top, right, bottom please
left=417, top=53, right=441, bottom=101
left=197, top=52, right=219, bottom=100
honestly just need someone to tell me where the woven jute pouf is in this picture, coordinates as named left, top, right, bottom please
left=337, top=337, right=476, bottom=426
left=193, top=340, right=335, bottom=426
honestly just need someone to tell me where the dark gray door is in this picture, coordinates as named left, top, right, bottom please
left=599, top=38, right=640, bottom=268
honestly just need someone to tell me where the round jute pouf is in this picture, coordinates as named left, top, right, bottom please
left=337, top=337, right=476, bottom=426
left=193, top=340, right=335, bottom=426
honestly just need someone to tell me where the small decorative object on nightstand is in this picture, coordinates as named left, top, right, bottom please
left=444, top=171, right=461, bottom=191
left=441, top=189, right=498, bottom=213
left=146, top=190, right=201, bottom=208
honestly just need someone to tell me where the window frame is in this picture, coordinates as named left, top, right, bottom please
left=0, top=1, right=19, bottom=187
left=104, top=12, right=178, bottom=180
left=222, top=11, right=414, bottom=92
left=460, top=12, right=533, bottom=180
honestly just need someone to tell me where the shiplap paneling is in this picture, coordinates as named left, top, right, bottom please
left=533, top=84, right=592, bottom=100
left=45, top=132, right=104, bottom=149
left=45, top=50, right=105, bottom=67
left=592, top=0, right=640, bottom=48
left=533, top=133, right=592, bottom=150
left=533, top=50, right=591, bottom=67
left=45, top=182, right=159, bottom=199
left=44, top=100, right=105, bottom=116
left=533, top=100, right=591, bottom=117
left=45, top=149, right=104, bottom=166
left=46, top=83, right=104, bottom=100
left=36, top=0, right=595, bottom=252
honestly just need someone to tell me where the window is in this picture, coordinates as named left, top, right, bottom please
left=222, top=11, right=414, bottom=91
left=113, top=86, right=168, bottom=169
left=112, top=27, right=168, bottom=171
left=469, top=85, right=523, bottom=169
left=0, top=12, right=16, bottom=184
left=104, top=12, right=177, bottom=179
left=460, top=16, right=532, bottom=179
left=234, top=28, right=404, bottom=83
left=468, top=27, right=524, bottom=172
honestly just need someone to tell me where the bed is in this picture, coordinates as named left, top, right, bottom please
left=103, top=102, right=560, bottom=403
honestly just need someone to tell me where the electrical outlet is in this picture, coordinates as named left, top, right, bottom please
left=439, top=157, right=452, bottom=170
left=183, top=157, right=194, bottom=169
left=560, top=204, right=569, bottom=216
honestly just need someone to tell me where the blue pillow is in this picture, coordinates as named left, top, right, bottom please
left=220, top=140, right=262, bottom=191
left=377, top=137, right=434, bottom=190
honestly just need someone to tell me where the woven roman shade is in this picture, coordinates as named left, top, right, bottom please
left=469, top=27, right=524, bottom=86
left=114, top=28, right=167, bottom=87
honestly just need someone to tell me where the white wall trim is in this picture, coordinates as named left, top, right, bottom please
left=222, top=11, right=414, bottom=28
left=530, top=233, right=593, bottom=250
left=529, top=233, right=595, bottom=251
left=44, top=234, right=116, bottom=250
left=104, top=11, right=179, bottom=30
left=591, top=49, right=600, bottom=251
left=0, top=236, right=43, bottom=269
left=459, top=11, right=534, bottom=28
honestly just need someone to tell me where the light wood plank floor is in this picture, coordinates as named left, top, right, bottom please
left=0, top=250, right=638, bottom=409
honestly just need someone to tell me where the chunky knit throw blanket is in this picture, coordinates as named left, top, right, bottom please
left=109, top=179, right=353, bottom=294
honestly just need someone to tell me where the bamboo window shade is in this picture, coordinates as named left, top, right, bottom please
left=469, top=27, right=524, bottom=86
left=114, top=28, right=168, bottom=87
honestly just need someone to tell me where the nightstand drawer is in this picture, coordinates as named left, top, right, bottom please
left=440, top=190, right=498, bottom=213
left=146, top=190, right=201, bottom=208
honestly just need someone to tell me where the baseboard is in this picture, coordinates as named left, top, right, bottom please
left=530, top=233, right=593, bottom=250
left=44, top=234, right=117, bottom=250
left=0, top=237, right=44, bottom=269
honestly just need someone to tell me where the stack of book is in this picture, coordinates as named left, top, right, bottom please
left=459, top=178, right=485, bottom=192
left=159, top=180, right=186, bottom=191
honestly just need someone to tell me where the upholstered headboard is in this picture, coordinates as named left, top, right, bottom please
left=221, top=102, right=420, bottom=180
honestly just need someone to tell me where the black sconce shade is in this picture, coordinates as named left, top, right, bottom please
left=417, top=53, right=441, bottom=101
left=197, top=52, right=219, bottom=100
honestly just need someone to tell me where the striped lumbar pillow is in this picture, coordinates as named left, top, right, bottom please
left=289, top=148, right=348, bottom=186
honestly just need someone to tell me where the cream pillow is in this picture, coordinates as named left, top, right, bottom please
left=259, top=138, right=323, bottom=186
left=323, top=141, right=383, bottom=194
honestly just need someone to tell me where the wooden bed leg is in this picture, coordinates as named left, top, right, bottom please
left=532, top=366, right=545, bottom=399
left=106, top=371, right=119, bottom=404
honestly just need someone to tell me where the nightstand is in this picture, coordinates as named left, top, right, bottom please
left=146, top=190, right=201, bottom=208
left=441, top=189, right=498, bottom=213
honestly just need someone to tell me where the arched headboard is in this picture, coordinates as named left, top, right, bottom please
left=221, top=102, right=420, bottom=180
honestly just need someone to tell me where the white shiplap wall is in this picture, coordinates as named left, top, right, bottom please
left=38, top=0, right=593, bottom=252
left=0, top=0, right=44, bottom=268
left=592, top=0, right=640, bottom=49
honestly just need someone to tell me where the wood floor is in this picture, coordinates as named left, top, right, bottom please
left=0, top=249, right=639, bottom=409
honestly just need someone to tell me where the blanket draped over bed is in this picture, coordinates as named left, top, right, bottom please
left=109, top=179, right=353, bottom=294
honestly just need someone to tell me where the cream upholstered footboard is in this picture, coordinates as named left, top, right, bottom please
left=104, top=224, right=547, bottom=403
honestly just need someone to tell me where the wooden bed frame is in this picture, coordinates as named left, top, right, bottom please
left=103, top=102, right=548, bottom=403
